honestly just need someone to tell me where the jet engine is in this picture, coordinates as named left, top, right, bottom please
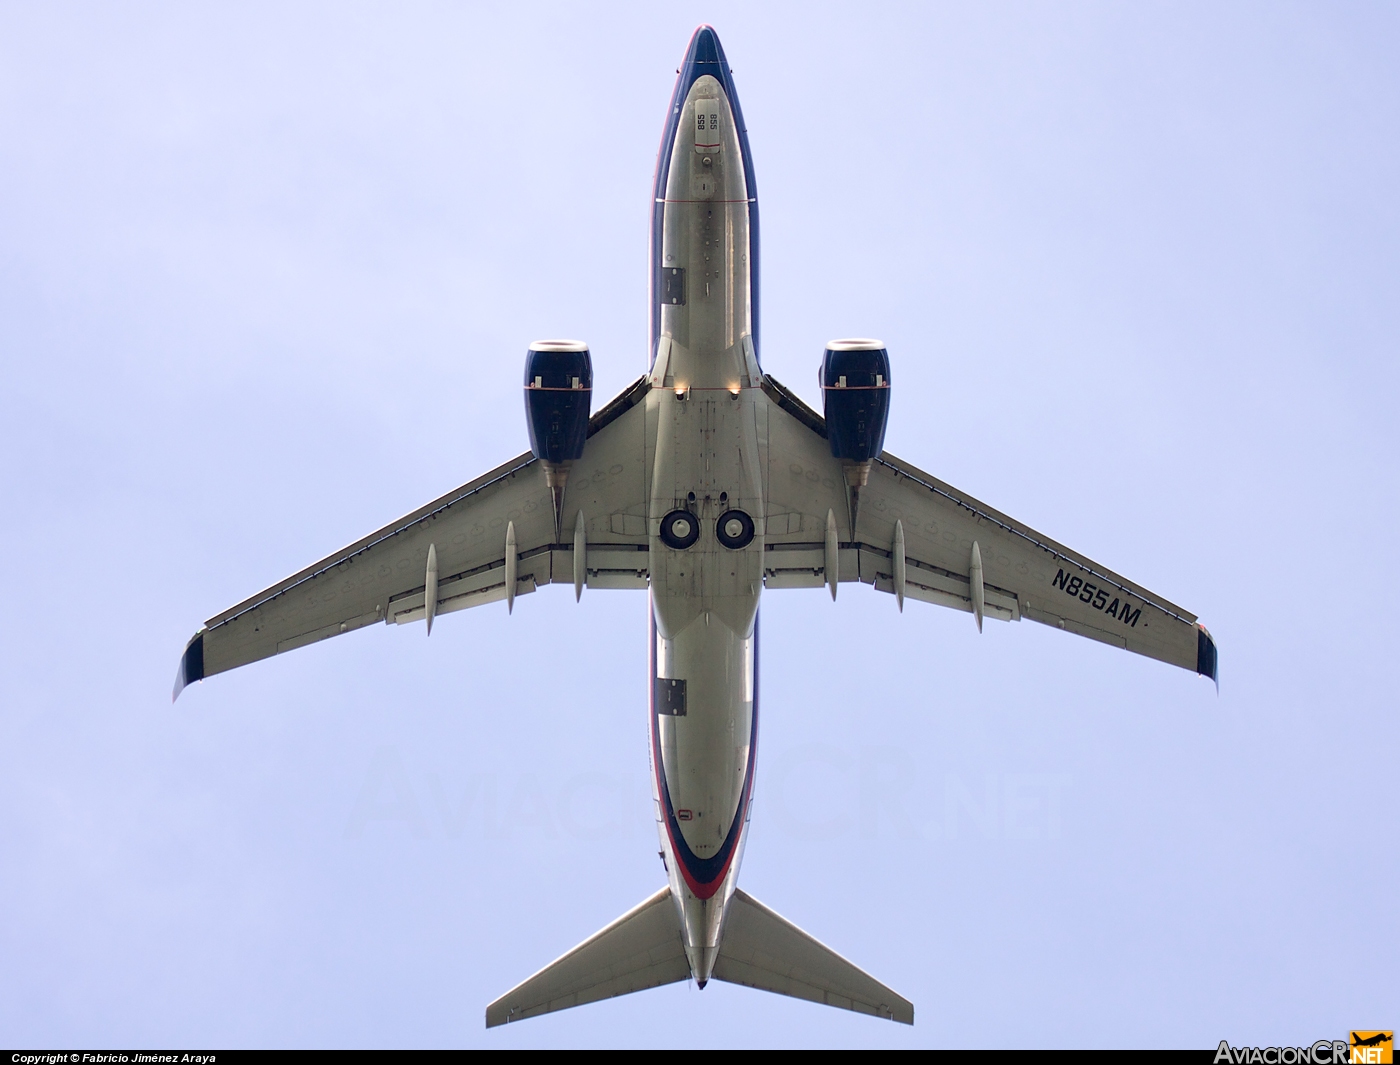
left=820, top=338, right=890, bottom=476
left=820, top=339, right=890, bottom=533
left=524, top=339, right=592, bottom=533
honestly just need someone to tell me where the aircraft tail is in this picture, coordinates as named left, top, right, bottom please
left=485, top=885, right=912, bottom=1027
left=714, top=889, right=913, bottom=1024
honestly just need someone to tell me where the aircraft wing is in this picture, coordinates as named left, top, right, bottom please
left=173, top=376, right=653, bottom=699
left=759, top=376, right=1218, bottom=679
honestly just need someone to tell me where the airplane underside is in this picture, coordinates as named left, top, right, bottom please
left=173, top=25, right=1217, bottom=1031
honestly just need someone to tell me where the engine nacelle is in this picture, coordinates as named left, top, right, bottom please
left=820, top=339, right=890, bottom=463
left=524, top=340, right=593, bottom=463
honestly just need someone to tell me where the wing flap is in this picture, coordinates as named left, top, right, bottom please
left=763, top=543, right=825, bottom=588
left=385, top=546, right=555, bottom=625
left=713, top=890, right=913, bottom=1025
left=875, top=574, right=1019, bottom=621
left=761, top=541, right=1020, bottom=619
left=583, top=543, right=650, bottom=589
left=485, top=887, right=689, bottom=1027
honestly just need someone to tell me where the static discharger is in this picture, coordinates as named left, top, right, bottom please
left=970, top=541, right=985, bottom=633
left=573, top=511, right=587, bottom=602
left=892, top=520, right=906, bottom=613
left=505, top=522, right=518, bottom=614
left=425, top=543, right=439, bottom=636
left=825, top=509, right=839, bottom=601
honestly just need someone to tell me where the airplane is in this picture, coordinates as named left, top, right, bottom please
left=1352, top=1034, right=1393, bottom=1048
left=172, top=25, right=1218, bottom=1029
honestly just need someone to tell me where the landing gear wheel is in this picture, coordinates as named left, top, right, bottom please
left=660, top=509, right=701, bottom=550
left=715, top=509, right=755, bottom=550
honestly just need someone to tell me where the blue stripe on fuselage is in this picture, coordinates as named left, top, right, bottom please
left=649, top=25, right=760, bottom=370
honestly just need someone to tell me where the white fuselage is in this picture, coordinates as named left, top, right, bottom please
left=646, top=72, right=762, bottom=985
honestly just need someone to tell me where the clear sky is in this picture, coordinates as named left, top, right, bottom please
left=1, top=1, right=1396, bottom=1050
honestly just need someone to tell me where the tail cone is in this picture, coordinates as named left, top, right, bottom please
left=685, top=942, right=720, bottom=987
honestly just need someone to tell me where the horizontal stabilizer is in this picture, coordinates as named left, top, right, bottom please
left=713, top=889, right=913, bottom=1024
left=485, top=886, right=688, bottom=1027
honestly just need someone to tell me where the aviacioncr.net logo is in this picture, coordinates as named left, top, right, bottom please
left=1214, top=1035, right=1391, bottom=1065
left=1348, top=1033, right=1393, bottom=1065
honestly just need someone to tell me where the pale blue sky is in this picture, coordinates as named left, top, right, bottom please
left=1, top=2, right=1396, bottom=1049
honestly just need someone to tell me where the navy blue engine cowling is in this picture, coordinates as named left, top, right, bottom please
left=524, top=341, right=593, bottom=463
left=820, top=340, right=891, bottom=462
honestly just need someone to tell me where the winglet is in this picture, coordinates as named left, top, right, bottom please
left=1196, top=624, right=1219, bottom=692
left=172, top=631, right=206, bottom=703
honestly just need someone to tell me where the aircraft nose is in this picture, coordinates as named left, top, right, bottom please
left=681, top=24, right=729, bottom=80
left=690, top=25, right=721, bottom=64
